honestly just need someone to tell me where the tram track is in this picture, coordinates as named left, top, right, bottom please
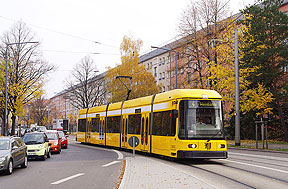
left=228, top=156, right=288, bottom=169
left=178, top=157, right=288, bottom=188
left=219, top=162, right=288, bottom=185
left=180, top=161, right=256, bottom=188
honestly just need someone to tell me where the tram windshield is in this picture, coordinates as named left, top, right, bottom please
left=179, top=100, right=224, bottom=139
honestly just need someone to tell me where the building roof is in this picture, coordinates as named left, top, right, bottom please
left=51, top=71, right=106, bottom=99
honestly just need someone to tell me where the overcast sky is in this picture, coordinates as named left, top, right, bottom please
left=0, top=0, right=254, bottom=98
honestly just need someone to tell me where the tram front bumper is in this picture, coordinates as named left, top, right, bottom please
left=177, top=151, right=228, bottom=159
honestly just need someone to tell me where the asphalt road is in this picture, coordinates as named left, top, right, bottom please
left=153, top=148, right=288, bottom=188
left=0, top=136, right=127, bottom=189
left=2, top=137, right=287, bottom=189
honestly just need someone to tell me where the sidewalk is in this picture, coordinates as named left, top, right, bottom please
left=119, top=156, right=214, bottom=189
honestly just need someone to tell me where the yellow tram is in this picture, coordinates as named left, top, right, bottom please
left=76, top=89, right=227, bottom=159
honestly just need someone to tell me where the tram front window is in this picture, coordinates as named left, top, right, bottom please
left=179, top=100, right=224, bottom=139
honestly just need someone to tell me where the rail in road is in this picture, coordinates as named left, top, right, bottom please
left=165, top=149, right=288, bottom=188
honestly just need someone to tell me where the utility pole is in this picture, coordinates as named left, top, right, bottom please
left=234, top=29, right=240, bottom=146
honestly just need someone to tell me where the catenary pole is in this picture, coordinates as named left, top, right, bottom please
left=234, top=29, right=240, bottom=146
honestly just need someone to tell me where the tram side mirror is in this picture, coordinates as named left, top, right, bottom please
left=172, top=110, right=178, bottom=119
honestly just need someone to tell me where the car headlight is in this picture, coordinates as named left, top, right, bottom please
left=0, top=156, right=6, bottom=163
left=54, top=141, right=58, bottom=145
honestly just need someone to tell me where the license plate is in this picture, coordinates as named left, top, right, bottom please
left=28, top=152, right=36, bottom=155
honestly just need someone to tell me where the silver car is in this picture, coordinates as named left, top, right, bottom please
left=0, top=136, right=28, bottom=175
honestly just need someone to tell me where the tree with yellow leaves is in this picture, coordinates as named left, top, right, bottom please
left=105, top=35, right=159, bottom=103
left=206, top=16, right=273, bottom=119
left=0, top=21, right=55, bottom=135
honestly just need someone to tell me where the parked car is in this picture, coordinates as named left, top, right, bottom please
left=57, top=131, right=68, bottom=149
left=35, top=126, right=47, bottom=132
left=0, top=136, right=28, bottom=175
left=23, top=132, right=51, bottom=160
left=45, top=130, right=61, bottom=154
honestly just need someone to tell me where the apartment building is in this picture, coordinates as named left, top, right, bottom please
left=48, top=72, right=107, bottom=129
left=140, top=47, right=171, bottom=92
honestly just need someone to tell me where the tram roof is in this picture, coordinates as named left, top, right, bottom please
left=154, top=89, right=222, bottom=103
left=78, top=89, right=222, bottom=115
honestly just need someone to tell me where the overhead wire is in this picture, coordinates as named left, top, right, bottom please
left=0, top=15, right=118, bottom=48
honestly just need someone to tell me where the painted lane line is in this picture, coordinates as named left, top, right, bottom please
left=51, top=173, right=85, bottom=185
left=113, top=149, right=123, bottom=160
left=229, top=152, right=288, bottom=162
left=221, top=159, right=288, bottom=174
left=102, top=161, right=120, bottom=167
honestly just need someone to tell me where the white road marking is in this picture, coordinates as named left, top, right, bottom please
left=51, top=173, right=85, bottom=185
left=229, top=152, right=288, bottom=162
left=221, top=159, right=288, bottom=174
left=102, top=161, right=120, bottom=167
left=113, top=149, right=123, bottom=160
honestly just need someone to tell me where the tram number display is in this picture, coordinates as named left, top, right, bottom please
left=128, top=136, right=139, bottom=147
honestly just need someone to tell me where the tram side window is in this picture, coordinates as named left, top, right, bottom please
left=128, top=114, right=141, bottom=134
left=107, top=116, right=121, bottom=133
left=78, top=119, right=87, bottom=132
left=91, top=118, right=100, bottom=132
left=152, top=110, right=176, bottom=136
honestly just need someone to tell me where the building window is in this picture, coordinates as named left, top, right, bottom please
left=159, top=58, right=162, bottom=66
left=162, top=58, right=165, bottom=65
left=163, top=86, right=165, bottom=92
left=159, top=73, right=162, bottom=80
left=167, top=71, right=170, bottom=78
left=171, top=70, right=175, bottom=77
left=154, top=67, right=157, bottom=77
left=282, top=65, right=287, bottom=72
left=162, top=72, right=165, bottom=79
left=181, top=67, right=184, bottom=74
left=167, top=56, right=170, bottom=64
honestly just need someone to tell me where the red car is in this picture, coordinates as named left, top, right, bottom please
left=57, top=131, right=68, bottom=149
left=45, top=130, right=61, bottom=154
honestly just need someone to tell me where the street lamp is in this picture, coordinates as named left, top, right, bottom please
left=3, top=41, right=39, bottom=136
left=151, top=46, right=178, bottom=89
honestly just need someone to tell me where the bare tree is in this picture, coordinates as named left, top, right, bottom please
left=29, top=96, right=49, bottom=126
left=178, top=0, right=230, bottom=88
left=66, top=56, right=106, bottom=110
left=0, top=21, right=55, bottom=135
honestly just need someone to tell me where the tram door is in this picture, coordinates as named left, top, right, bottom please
left=121, top=115, right=128, bottom=148
left=140, top=113, right=149, bottom=152
left=99, top=117, right=105, bottom=145
left=86, top=118, right=92, bottom=143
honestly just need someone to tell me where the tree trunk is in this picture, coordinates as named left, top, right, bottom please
left=276, top=98, right=288, bottom=142
left=273, top=85, right=288, bottom=142
left=11, top=112, right=16, bottom=136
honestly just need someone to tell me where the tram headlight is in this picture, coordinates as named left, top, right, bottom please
left=188, top=144, right=197, bottom=148
left=218, top=144, right=225, bottom=148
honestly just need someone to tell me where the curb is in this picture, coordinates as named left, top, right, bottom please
left=118, top=157, right=129, bottom=189
left=228, top=146, right=288, bottom=154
